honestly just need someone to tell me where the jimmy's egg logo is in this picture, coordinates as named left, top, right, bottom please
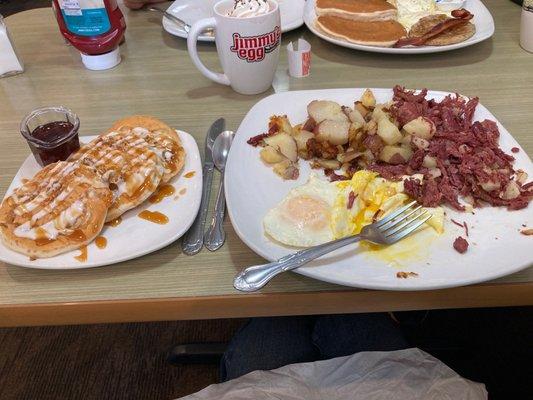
left=230, top=26, right=281, bottom=62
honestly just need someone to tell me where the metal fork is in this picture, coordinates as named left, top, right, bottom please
left=233, top=201, right=431, bottom=292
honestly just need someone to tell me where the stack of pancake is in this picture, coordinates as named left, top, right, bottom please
left=0, top=116, right=186, bottom=259
left=315, top=0, right=407, bottom=47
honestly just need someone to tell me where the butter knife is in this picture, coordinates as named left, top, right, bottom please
left=181, top=118, right=225, bottom=255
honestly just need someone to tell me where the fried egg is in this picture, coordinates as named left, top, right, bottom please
left=263, top=175, right=338, bottom=247
left=264, top=171, right=444, bottom=248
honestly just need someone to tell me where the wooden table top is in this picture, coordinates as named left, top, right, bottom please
left=0, top=0, right=532, bottom=327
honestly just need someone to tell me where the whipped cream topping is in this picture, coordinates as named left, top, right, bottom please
left=227, top=0, right=270, bottom=18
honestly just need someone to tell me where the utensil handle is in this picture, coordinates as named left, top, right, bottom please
left=187, top=18, right=230, bottom=86
left=234, top=235, right=361, bottom=292
left=182, top=163, right=214, bottom=255
left=204, top=172, right=226, bottom=251
left=148, top=6, right=189, bottom=30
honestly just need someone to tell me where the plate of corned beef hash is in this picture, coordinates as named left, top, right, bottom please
left=304, top=0, right=495, bottom=54
left=224, top=87, right=532, bottom=290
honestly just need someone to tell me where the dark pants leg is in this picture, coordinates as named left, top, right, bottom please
left=221, top=313, right=407, bottom=381
left=220, top=316, right=319, bottom=382
left=312, top=313, right=408, bottom=359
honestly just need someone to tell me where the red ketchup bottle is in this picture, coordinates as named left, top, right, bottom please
left=52, top=0, right=126, bottom=70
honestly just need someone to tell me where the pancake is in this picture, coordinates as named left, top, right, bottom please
left=316, top=0, right=397, bottom=22
left=317, top=16, right=407, bottom=47
left=409, top=14, right=476, bottom=46
left=0, top=161, right=112, bottom=258
left=108, top=116, right=185, bottom=183
left=70, top=128, right=166, bottom=222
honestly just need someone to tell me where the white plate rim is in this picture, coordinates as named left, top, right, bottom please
left=303, top=0, right=495, bottom=54
left=225, top=88, right=533, bottom=291
left=0, top=130, right=202, bottom=270
left=163, top=0, right=306, bottom=42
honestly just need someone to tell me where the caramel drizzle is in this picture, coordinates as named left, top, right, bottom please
left=138, top=210, right=169, bottom=224
left=149, top=184, right=175, bottom=204
left=95, top=236, right=107, bottom=249
left=74, top=246, right=88, bottom=262
left=10, top=162, right=94, bottom=242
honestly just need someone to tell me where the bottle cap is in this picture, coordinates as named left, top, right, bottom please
left=80, top=47, right=121, bottom=71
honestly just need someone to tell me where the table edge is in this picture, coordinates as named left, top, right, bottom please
left=1, top=281, right=532, bottom=327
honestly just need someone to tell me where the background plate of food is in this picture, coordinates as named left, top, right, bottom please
left=0, top=127, right=202, bottom=270
left=303, top=0, right=495, bottom=54
left=225, top=88, right=532, bottom=290
left=163, top=0, right=306, bottom=42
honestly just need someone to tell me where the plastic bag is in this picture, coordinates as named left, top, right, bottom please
left=178, top=348, right=487, bottom=400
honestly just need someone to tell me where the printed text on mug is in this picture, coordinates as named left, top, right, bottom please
left=230, top=26, right=281, bottom=62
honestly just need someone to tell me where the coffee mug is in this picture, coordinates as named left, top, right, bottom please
left=187, top=0, right=281, bottom=95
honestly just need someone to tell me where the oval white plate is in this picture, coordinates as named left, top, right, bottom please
left=225, top=88, right=533, bottom=291
left=304, top=0, right=495, bottom=54
left=163, top=0, right=306, bottom=42
left=0, top=131, right=202, bottom=270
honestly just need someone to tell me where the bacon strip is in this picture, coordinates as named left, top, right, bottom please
left=394, top=9, right=474, bottom=48
left=247, top=132, right=271, bottom=147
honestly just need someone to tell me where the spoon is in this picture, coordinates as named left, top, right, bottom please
left=204, top=130, right=234, bottom=251
left=147, top=6, right=215, bottom=36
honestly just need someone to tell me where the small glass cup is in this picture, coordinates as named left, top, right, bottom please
left=20, top=106, right=81, bottom=167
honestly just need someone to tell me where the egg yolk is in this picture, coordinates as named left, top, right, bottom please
left=282, top=195, right=330, bottom=231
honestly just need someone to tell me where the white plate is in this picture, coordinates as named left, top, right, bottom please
left=225, top=88, right=533, bottom=290
left=303, top=0, right=495, bottom=54
left=163, top=0, right=306, bottom=42
left=0, top=131, right=202, bottom=270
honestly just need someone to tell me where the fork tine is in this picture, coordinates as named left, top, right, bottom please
left=385, top=214, right=432, bottom=244
left=378, top=204, right=423, bottom=231
left=373, top=200, right=417, bottom=228
left=382, top=209, right=428, bottom=237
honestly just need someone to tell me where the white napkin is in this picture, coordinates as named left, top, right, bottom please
left=0, top=20, right=23, bottom=77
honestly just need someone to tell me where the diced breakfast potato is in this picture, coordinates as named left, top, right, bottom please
left=364, top=120, right=378, bottom=135
left=269, top=115, right=294, bottom=136
left=411, top=135, right=430, bottom=150
left=316, top=119, right=350, bottom=145
left=293, top=130, right=314, bottom=151
left=307, top=100, right=346, bottom=124
left=264, top=133, right=298, bottom=162
left=479, top=179, right=500, bottom=192
left=377, top=118, right=403, bottom=145
left=354, top=101, right=370, bottom=118
left=273, top=159, right=299, bottom=180
left=360, top=89, right=376, bottom=108
left=316, top=159, right=341, bottom=170
left=516, top=170, right=528, bottom=185
left=423, top=155, right=437, bottom=168
left=260, top=145, right=285, bottom=164
left=402, top=116, right=435, bottom=140
left=371, top=107, right=389, bottom=123
left=379, top=145, right=413, bottom=164
left=500, top=181, right=520, bottom=200
left=343, top=106, right=366, bottom=125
